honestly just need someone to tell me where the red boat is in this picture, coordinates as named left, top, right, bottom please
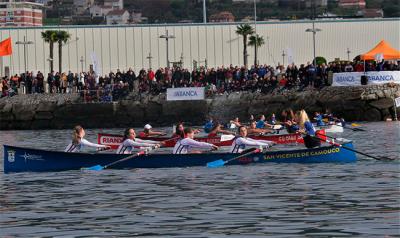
left=98, top=130, right=326, bottom=149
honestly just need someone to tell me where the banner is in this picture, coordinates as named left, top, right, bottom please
left=90, top=52, right=102, bottom=83
left=286, top=48, right=294, bottom=65
left=395, top=97, right=400, bottom=107
left=332, top=71, right=400, bottom=86
left=167, top=87, right=205, bottom=101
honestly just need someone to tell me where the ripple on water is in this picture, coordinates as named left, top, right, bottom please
left=0, top=122, right=399, bottom=237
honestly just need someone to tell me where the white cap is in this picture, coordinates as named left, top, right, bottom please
left=144, top=124, right=152, bottom=130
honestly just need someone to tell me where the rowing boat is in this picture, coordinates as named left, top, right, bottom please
left=97, top=130, right=326, bottom=149
left=3, top=141, right=356, bottom=173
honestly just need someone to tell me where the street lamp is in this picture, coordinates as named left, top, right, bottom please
left=159, top=30, right=175, bottom=68
left=346, top=48, right=351, bottom=61
left=282, top=50, right=286, bottom=66
left=15, top=36, right=34, bottom=74
left=203, top=0, right=206, bottom=23
left=253, top=0, right=257, bottom=66
left=146, top=52, right=153, bottom=68
left=305, top=22, right=321, bottom=66
left=80, top=56, right=84, bottom=72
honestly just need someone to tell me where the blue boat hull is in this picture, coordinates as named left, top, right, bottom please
left=3, top=143, right=357, bottom=173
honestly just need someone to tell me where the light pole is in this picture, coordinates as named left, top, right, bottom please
left=80, top=56, right=84, bottom=72
left=159, top=30, right=175, bottom=68
left=346, top=48, right=351, bottom=61
left=146, top=52, right=153, bottom=68
left=305, top=22, right=321, bottom=66
left=254, top=0, right=257, bottom=66
left=282, top=50, right=286, bottom=66
left=203, top=0, right=206, bottom=23
left=15, top=36, right=34, bottom=74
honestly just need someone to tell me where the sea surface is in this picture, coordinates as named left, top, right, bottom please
left=0, top=122, right=399, bottom=237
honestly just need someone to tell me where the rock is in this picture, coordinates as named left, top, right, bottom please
left=12, top=104, right=37, bottom=121
left=363, top=108, right=381, bottom=121
left=362, top=93, right=378, bottom=100
left=369, top=98, right=394, bottom=110
left=35, top=112, right=54, bottom=120
left=36, top=101, right=57, bottom=112
left=1, top=103, right=12, bottom=113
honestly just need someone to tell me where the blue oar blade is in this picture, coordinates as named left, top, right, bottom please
left=207, top=159, right=226, bottom=168
left=83, top=165, right=104, bottom=171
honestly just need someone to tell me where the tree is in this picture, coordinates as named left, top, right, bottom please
left=55, top=30, right=71, bottom=73
left=248, top=34, right=265, bottom=66
left=236, top=24, right=254, bottom=67
left=41, top=30, right=57, bottom=72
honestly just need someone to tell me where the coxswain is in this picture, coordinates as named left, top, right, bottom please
left=230, top=126, right=275, bottom=153
left=65, top=125, right=110, bottom=152
left=116, top=128, right=161, bottom=154
left=247, top=121, right=273, bottom=135
left=296, top=110, right=321, bottom=148
left=208, top=122, right=235, bottom=138
left=138, top=124, right=166, bottom=137
left=173, top=127, right=218, bottom=154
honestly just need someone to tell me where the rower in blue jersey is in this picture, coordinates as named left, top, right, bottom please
left=204, top=117, right=214, bottom=133
left=230, top=126, right=274, bottom=153
left=297, top=110, right=321, bottom=148
left=314, top=112, right=326, bottom=126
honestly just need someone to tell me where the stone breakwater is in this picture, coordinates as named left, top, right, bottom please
left=0, top=84, right=399, bottom=130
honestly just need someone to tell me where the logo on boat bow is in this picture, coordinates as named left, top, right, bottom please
left=7, top=150, right=15, bottom=163
left=20, top=153, right=43, bottom=163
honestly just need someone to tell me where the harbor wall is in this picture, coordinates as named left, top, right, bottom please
left=0, top=84, right=399, bottom=130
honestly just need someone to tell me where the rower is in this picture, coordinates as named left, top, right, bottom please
left=173, top=127, right=218, bottom=154
left=247, top=121, right=273, bottom=135
left=230, top=126, right=274, bottom=153
left=204, top=117, right=214, bottom=133
left=229, top=117, right=242, bottom=129
left=138, top=124, right=166, bottom=137
left=208, top=122, right=235, bottom=138
left=65, top=125, right=110, bottom=152
left=314, top=112, right=326, bottom=126
left=172, top=122, right=200, bottom=138
left=281, top=109, right=299, bottom=133
left=256, top=114, right=273, bottom=129
left=296, top=110, right=321, bottom=148
left=116, top=128, right=161, bottom=154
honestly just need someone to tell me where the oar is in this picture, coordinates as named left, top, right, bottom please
left=207, top=148, right=261, bottom=168
left=313, top=132, right=395, bottom=161
left=83, top=150, right=148, bottom=171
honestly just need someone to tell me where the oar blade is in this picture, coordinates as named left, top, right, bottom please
left=207, top=159, right=226, bottom=168
left=83, top=165, right=104, bottom=171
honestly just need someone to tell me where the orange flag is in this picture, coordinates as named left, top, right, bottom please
left=0, top=37, right=12, bottom=57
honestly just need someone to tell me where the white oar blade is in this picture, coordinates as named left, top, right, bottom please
left=220, top=134, right=235, bottom=142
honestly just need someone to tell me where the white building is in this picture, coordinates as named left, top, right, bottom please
left=0, top=18, right=398, bottom=75
left=106, top=9, right=129, bottom=25
left=104, top=0, right=123, bottom=10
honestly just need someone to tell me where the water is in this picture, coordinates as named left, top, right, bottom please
left=0, top=122, right=399, bottom=237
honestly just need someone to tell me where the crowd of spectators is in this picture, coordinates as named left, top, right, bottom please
left=1, top=60, right=399, bottom=101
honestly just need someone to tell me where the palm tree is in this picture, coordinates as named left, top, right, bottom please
left=41, top=30, right=57, bottom=72
left=248, top=34, right=265, bottom=66
left=236, top=24, right=254, bottom=67
left=55, top=30, right=71, bottom=73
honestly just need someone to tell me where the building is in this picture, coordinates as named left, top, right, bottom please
left=338, top=0, right=366, bottom=8
left=104, top=0, right=123, bottom=10
left=279, top=0, right=327, bottom=8
left=209, top=11, right=235, bottom=23
left=0, top=0, right=44, bottom=27
left=361, top=9, right=383, bottom=18
left=106, top=9, right=129, bottom=25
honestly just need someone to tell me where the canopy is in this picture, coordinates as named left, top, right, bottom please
left=360, top=40, right=400, bottom=60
